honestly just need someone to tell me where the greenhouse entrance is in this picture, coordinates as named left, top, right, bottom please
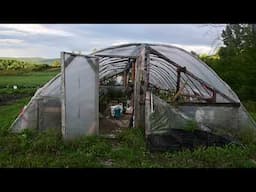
left=99, top=58, right=136, bottom=137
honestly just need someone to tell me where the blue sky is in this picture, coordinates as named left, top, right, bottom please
left=0, top=24, right=225, bottom=58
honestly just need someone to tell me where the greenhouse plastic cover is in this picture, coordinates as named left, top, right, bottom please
left=11, top=53, right=99, bottom=135
left=11, top=74, right=62, bottom=132
left=148, top=95, right=256, bottom=139
left=11, top=43, right=255, bottom=139
left=61, top=53, right=99, bottom=139
left=93, top=43, right=240, bottom=103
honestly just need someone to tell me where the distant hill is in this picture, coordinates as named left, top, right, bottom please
left=0, top=57, right=60, bottom=65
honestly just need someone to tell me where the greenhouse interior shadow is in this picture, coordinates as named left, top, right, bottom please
left=99, top=74, right=133, bottom=137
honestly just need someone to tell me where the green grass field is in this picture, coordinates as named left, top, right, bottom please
left=0, top=97, right=256, bottom=167
left=1, top=70, right=256, bottom=167
left=0, top=71, right=59, bottom=88
left=0, top=70, right=60, bottom=102
left=0, top=98, right=29, bottom=132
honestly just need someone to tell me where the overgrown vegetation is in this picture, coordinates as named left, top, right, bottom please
left=0, top=58, right=60, bottom=71
left=0, top=98, right=256, bottom=168
left=200, top=24, right=256, bottom=102
left=0, top=59, right=49, bottom=71
left=184, top=120, right=198, bottom=132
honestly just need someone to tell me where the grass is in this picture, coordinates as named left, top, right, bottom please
left=0, top=69, right=256, bottom=167
left=0, top=98, right=30, bottom=133
left=184, top=120, right=198, bottom=132
left=1, top=98, right=256, bottom=167
left=0, top=70, right=59, bottom=101
left=1, top=125, right=256, bottom=168
left=0, top=70, right=59, bottom=88
left=251, top=113, right=256, bottom=121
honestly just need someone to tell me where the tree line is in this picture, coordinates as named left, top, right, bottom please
left=200, top=24, right=256, bottom=102
left=0, top=59, right=61, bottom=71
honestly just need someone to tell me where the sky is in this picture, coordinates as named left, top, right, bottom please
left=0, top=24, right=226, bottom=58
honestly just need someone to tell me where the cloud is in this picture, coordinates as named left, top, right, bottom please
left=171, top=44, right=213, bottom=54
left=112, top=40, right=131, bottom=46
left=0, top=24, right=73, bottom=37
left=0, top=38, right=24, bottom=45
left=74, top=24, right=223, bottom=47
left=0, top=24, right=225, bottom=57
left=0, top=30, right=27, bottom=36
left=0, top=46, right=60, bottom=58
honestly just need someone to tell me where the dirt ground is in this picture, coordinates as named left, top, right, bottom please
left=99, top=112, right=132, bottom=136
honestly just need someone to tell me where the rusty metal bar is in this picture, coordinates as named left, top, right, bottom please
left=147, top=46, right=237, bottom=103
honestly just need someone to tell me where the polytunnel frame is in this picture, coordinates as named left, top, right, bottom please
left=9, top=43, right=255, bottom=148
left=147, top=46, right=239, bottom=104
left=94, top=43, right=240, bottom=105
left=93, top=43, right=242, bottom=131
left=10, top=42, right=256, bottom=150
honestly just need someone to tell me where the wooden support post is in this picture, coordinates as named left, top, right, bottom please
left=134, top=46, right=147, bottom=129
left=176, top=69, right=181, bottom=94
left=145, top=49, right=150, bottom=89
left=132, top=61, right=135, bottom=82
left=123, top=71, right=127, bottom=87
left=145, top=91, right=151, bottom=136
left=212, top=90, right=216, bottom=102
left=172, top=80, right=188, bottom=102
left=134, top=57, right=141, bottom=128
left=144, top=49, right=151, bottom=135
left=175, top=67, right=186, bottom=101
left=176, top=67, right=186, bottom=93
left=140, top=56, right=146, bottom=130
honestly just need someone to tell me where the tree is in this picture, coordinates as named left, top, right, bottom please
left=92, top=48, right=97, bottom=53
left=51, top=60, right=61, bottom=68
left=220, top=24, right=256, bottom=56
left=202, top=24, right=256, bottom=101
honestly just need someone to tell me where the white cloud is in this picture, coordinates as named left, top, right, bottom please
left=0, top=43, right=62, bottom=58
left=172, top=44, right=213, bottom=54
left=0, top=24, right=73, bottom=37
left=112, top=40, right=131, bottom=46
left=0, top=24, right=224, bottom=57
left=0, top=30, right=27, bottom=36
left=0, top=38, right=24, bottom=45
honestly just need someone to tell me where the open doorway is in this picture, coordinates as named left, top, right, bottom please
left=99, top=58, right=135, bottom=137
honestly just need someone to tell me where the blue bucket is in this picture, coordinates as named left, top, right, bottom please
left=114, top=107, right=122, bottom=119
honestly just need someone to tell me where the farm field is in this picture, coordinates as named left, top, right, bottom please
left=0, top=71, right=58, bottom=88
left=0, top=71, right=59, bottom=88
left=0, top=70, right=60, bottom=105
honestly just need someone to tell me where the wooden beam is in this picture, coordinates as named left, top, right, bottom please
left=94, top=54, right=137, bottom=59
left=176, top=102, right=241, bottom=107
left=172, top=80, right=188, bottom=102
left=133, top=46, right=147, bottom=129
left=147, top=46, right=238, bottom=103
left=176, top=69, right=181, bottom=93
